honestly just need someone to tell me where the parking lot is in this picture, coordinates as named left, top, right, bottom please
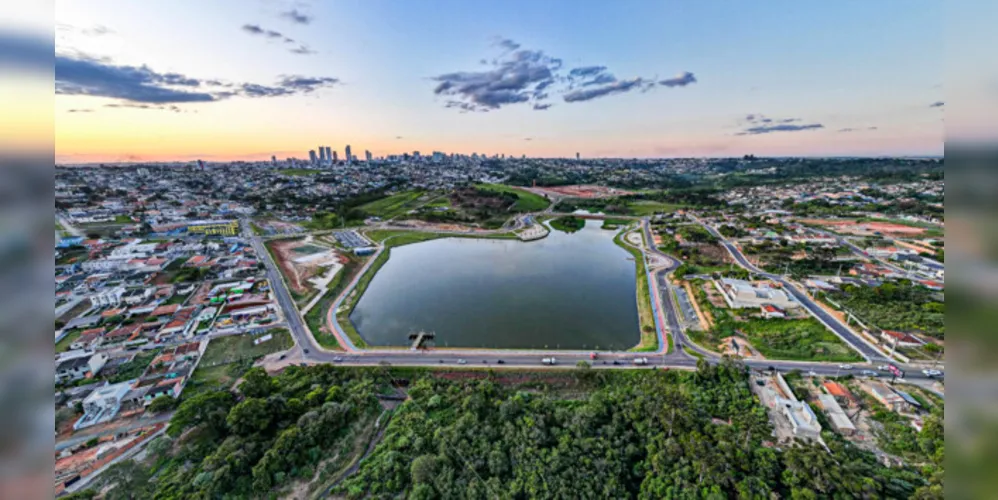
left=333, top=230, right=370, bottom=248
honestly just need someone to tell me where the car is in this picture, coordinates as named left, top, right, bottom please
left=860, top=370, right=879, bottom=377
left=438, top=359, right=444, bottom=363
left=922, top=369, right=942, bottom=377
left=633, top=357, right=649, bottom=365
left=541, top=357, right=557, bottom=365
left=303, top=349, right=310, bottom=354
left=767, top=365, right=776, bottom=372
left=457, top=359, right=467, bottom=365
left=838, top=364, right=853, bottom=370
left=612, top=360, right=620, bottom=365
left=878, top=365, right=891, bottom=371
left=278, top=354, right=286, bottom=360
left=807, top=370, right=817, bottom=377
left=497, top=359, right=505, bottom=364
left=333, top=356, right=343, bottom=362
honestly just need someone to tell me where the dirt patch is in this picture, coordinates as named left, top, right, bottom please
left=268, top=238, right=343, bottom=297
left=533, top=185, right=635, bottom=199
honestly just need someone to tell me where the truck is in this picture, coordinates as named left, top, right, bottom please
left=633, top=357, right=649, bottom=365
left=542, top=357, right=557, bottom=365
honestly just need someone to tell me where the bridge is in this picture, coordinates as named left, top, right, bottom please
left=408, top=331, right=435, bottom=350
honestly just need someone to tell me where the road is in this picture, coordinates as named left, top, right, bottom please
left=57, top=213, right=84, bottom=238
left=689, top=215, right=890, bottom=362
left=245, top=216, right=935, bottom=380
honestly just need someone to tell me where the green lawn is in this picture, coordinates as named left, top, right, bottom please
left=278, top=168, right=322, bottom=176
left=357, top=190, right=425, bottom=219
left=475, top=184, right=551, bottom=212
left=626, top=200, right=683, bottom=216
left=114, top=215, right=134, bottom=223
left=602, top=218, right=633, bottom=230
left=55, top=330, right=82, bottom=353
left=199, top=329, right=294, bottom=366
left=613, top=231, right=658, bottom=352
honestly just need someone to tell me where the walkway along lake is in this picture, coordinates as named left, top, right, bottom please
left=348, top=220, right=641, bottom=349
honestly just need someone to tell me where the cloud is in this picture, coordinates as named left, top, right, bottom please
left=524, top=137, right=533, bottom=141
left=241, top=24, right=313, bottom=54
left=55, top=55, right=216, bottom=103
left=55, top=54, right=339, bottom=106
left=929, top=101, right=944, bottom=108
left=563, top=78, right=646, bottom=102
left=0, top=31, right=55, bottom=71
left=281, top=9, right=312, bottom=24
left=433, top=38, right=695, bottom=111
left=737, top=123, right=824, bottom=135
left=396, top=136, right=403, bottom=139
left=66, top=108, right=93, bottom=113
left=837, top=126, right=878, bottom=133
left=659, top=72, right=696, bottom=87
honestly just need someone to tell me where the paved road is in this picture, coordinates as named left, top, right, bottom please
left=245, top=216, right=935, bottom=380
left=689, top=215, right=889, bottom=362
left=57, top=213, right=84, bottom=238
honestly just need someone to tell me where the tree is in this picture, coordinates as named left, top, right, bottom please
left=167, top=390, right=235, bottom=436
left=99, top=459, right=153, bottom=500
left=147, top=395, right=177, bottom=413
left=227, top=398, right=272, bottom=436
left=410, top=454, right=439, bottom=484
left=238, top=367, right=275, bottom=398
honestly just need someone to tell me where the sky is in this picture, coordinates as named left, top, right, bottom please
left=51, top=0, right=958, bottom=162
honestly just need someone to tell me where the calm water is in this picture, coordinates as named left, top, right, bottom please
left=349, top=220, right=640, bottom=349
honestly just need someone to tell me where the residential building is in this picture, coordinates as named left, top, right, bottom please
left=817, top=394, right=856, bottom=436
left=73, top=380, right=134, bottom=430
left=186, top=220, right=239, bottom=236
left=760, top=304, right=786, bottom=319
left=863, top=381, right=907, bottom=411
left=89, top=286, right=125, bottom=307
left=55, top=352, right=108, bottom=384
left=879, top=330, right=922, bottom=348
left=714, top=278, right=799, bottom=310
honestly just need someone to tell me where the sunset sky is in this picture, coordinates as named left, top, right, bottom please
left=53, top=0, right=955, bottom=163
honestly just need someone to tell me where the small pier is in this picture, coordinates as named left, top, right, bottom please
left=408, top=331, right=435, bottom=350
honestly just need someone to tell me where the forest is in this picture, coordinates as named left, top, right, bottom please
left=85, top=362, right=938, bottom=499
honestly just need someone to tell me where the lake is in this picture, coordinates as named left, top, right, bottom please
left=349, top=220, right=640, bottom=349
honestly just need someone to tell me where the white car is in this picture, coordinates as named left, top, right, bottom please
left=542, top=357, right=557, bottom=365
left=860, top=370, right=879, bottom=377
left=838, top=364, right=854, bottom=370
left=807, top=371, right=817, bottom=377
left=333, top=356, right=343, bottom=362
left=633, top=357, right=649, bottom=365
left=457, top=359, right=467, bottom=365
left=922, top=369, right=942, bottom=377
left=877, top=365, right=891, bottom=371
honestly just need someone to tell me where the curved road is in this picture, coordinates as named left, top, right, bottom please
left=246, top=216, right=932, bottom=380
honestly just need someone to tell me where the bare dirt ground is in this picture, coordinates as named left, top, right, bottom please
left=717, top=335, right=765, bottom=359
left=268, top=237, right=343, bottom=297
left=532, top=185, right=636, bottom=199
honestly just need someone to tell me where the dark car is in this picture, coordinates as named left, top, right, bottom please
left=497, top=359, right=505, bottom=364
left=767, top=365, right=776, bottom=372
left=303, top=349, right=310, bottom=354
left=612, top=360, right=620, bottom=365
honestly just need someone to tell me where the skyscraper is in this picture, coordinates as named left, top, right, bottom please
left=345, top=145, right=352, bottom=164
left=324, top=146, right=332, bottom=164
left=365, top=150, right=372, bottom=162
left=332, top=150, right=338, bottom=162
left=318, top=146, right=326, bottom=164
left=309, top=150, right=317, bottom=165
left=271, top=155, right=277, bottom=165
left=576, top=152, right=580, bottom=161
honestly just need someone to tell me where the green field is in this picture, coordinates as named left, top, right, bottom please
left=278, top=168, right=321, bottom=176
left=475, top=184, right=551, bottom=211
left=613, top=231, right=658, bottom=352
left=626, top=200, right=683, bottom=216
left=357, top=190, right=426, bottom=219
left=55, top=330, right=82, bottom=353
left=602, top=218, right=633, bottom=230
left=199, top=329, right=294, bottom=365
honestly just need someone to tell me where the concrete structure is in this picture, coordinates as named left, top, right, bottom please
left=772, top=373, right=822, bottom=438
left=187, top=220, right=238, bottom=236
left=715, top=278, right=800, bottom=310
left=73, top=380, right=134, bottom=430
left=56, top=352, right=108, bottom=384
left=89, top=286, right=125, bottom=307
left=817, top=394, right=856, bottom=436
left=879, top=330, right=922, bottom=348
left=863, top=381, right=907, bottom=411
left=760, top=304, right=786, bottom=319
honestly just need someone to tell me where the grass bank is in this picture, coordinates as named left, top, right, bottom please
left=475, top=183, right=551, bottom=211
left=613, top=230, right=658, bottom=352
left=549, top=216, right=585, bottom=233
left=357, top=190, right=425, bottom=220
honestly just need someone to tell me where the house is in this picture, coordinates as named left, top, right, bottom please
left=70, top=328, right=106, bottom=350
left=817, top=394, right=856, bottom=436
left=772, top=373, right=822, bottom=438
left=122, top=288, right=153, bottom=306
left=879, top=330, right=922, bottom=348
left=89, top=286, right=126, bottom=307
left=760, top=304, right=786, bottom=319
left=863, top=381, right=908, bottom=412
left=55, top=352, right=108, bottom=384
left=821, top=381, right=855, bottom=406
left=73, top=380, right=134, bottom=430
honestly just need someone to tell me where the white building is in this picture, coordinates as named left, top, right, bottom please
left=73, top=380, right=134, bottom=430
left=817, top=394, right=856, bottom=436
left=55, top=352, right=108, bottom=384
left=714, top=278, right=800, bottom=310
left=89, top=286, right=126, bottom=307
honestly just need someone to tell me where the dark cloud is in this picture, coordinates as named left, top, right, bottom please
left=659, top=72, right=697, bottom=87
left=56, top=54, right=339, bottom=107
left=241, top=24, right=313, bottom=54
left=0, top=31, right=55, bottom=71
left=929, top=101, right=944, bottom=108
left=737, top=123, right=824, bottom=135
left=395, top=136, right=403, bottom=139
left=55, top=55, right=216, bottom=103
left=66, top=109, right=93, bottom=113
left=281, top=9, right=312, bottom=25
left=433, top=38, right=694, bottom=111
left=495, top=38, right=521, bottom=51
left=563, top=78, right=646, bottom=102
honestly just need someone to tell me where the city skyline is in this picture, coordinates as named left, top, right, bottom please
left=54, top=0, right=957, bottom=163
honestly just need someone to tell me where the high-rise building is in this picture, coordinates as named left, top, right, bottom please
left=576, top=152, right=580, bottom=161
left=324, top=146, right=332, bottom=164
left=318, top=146, right=326, bottom=163
left=271, top=155, right=277, bottom=165
left=332, top=150, right=338, bottom=162
left=309, top=150, right=317, bottom=165
left=345, top=145, right=352, bottom=163
left=432, top=151, right=443, bottom=162
left=365, top=150, right=372, bottom=162
left=413, top=151, right=421, bottom=160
